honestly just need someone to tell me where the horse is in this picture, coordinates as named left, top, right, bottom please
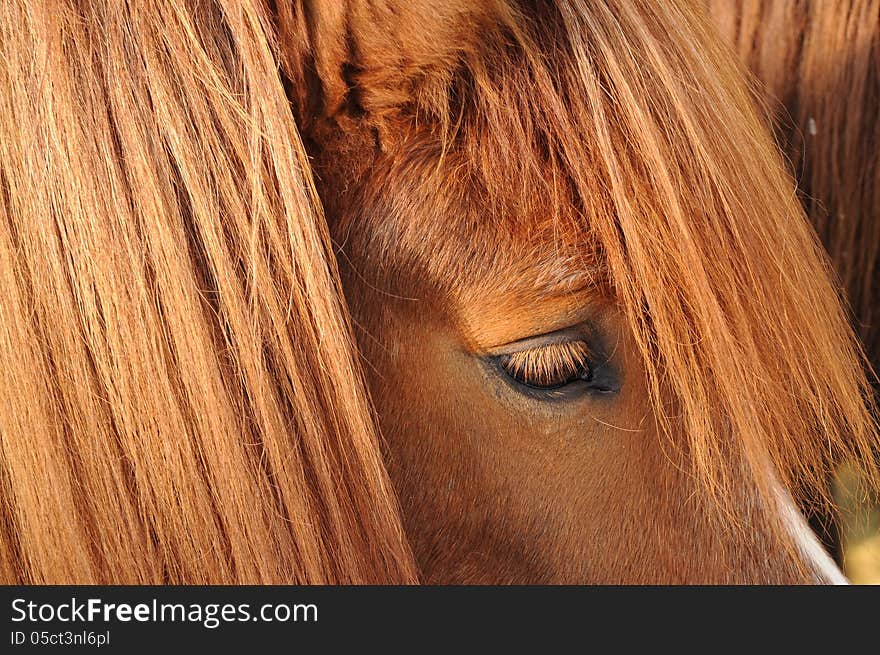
left=705, top=0, right=880, bottom=569
left=0, top=0, right=877, bottom=584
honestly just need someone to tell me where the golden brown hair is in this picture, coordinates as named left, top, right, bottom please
left=0, top=0, right=878, bottom=584
left=0, top=0, right=415, bottom=583
left=706, top=0, right=880, bottom=371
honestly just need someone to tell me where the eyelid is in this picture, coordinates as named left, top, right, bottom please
left=484, top=321, right=620, bottom=396
left=485, top=326, right=593, bottom=357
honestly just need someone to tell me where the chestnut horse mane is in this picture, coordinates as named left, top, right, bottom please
left=0, top=0, right=415, bottom=583
left=0, top=0, right=877, bottom=583
left=706, top=0, right=880, bottom=379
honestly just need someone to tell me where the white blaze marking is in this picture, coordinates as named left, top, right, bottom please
left=774, top=483, right=849, bottom=584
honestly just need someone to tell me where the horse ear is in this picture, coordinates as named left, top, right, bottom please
left=274, top=1, right=508, bottom=138
left=275, top=2, right=351, bottom=133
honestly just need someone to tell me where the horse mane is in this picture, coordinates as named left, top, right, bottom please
left=706, top=0, right=880, bottom=373
left=0, top=0, right=877, bottom=584
left=0, top=1, right=415, bottom=583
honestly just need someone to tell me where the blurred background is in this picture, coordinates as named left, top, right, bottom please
left=836, top=465, right=880, bottom=584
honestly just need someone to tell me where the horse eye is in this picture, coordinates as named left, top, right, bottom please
left=497, top=340, right=593, bottom=391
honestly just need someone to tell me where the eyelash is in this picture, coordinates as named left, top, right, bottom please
left=498, top=340, right=594, bottom=390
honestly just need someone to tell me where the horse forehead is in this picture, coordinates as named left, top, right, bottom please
left=335, top=140, right=604, bottom=311
left=362, top=203, right=607, bottom=351
left=378, top=190, right=596, bottom=293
